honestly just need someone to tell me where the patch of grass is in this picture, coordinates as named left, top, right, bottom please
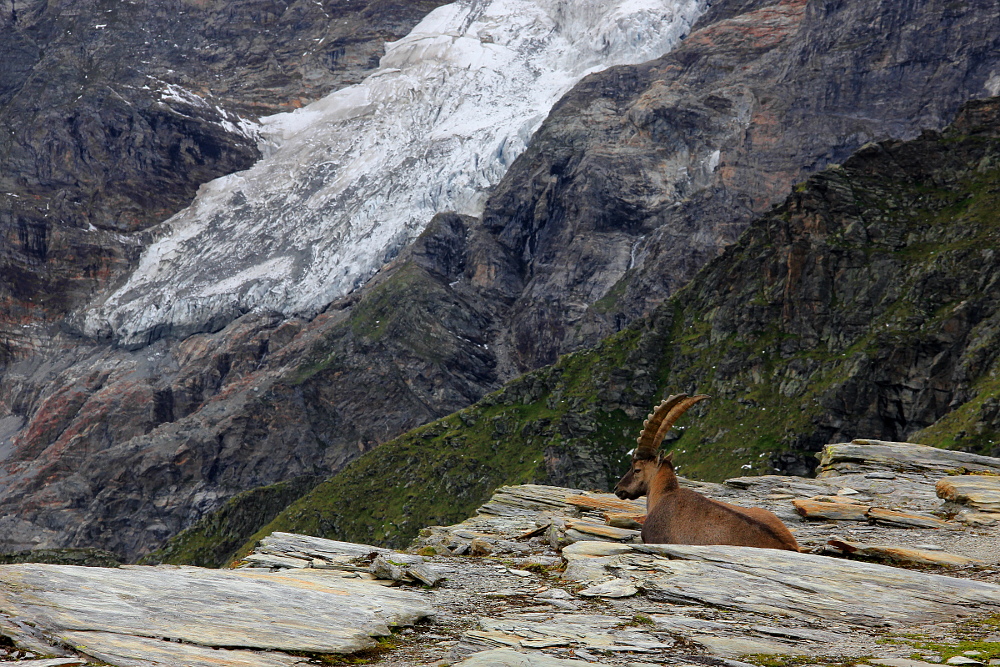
left=620, top=613, right=654, bottom=628
left=915, top=368, right=1000, bottom=456
left=292, top=634, right=402, bottom=665
left=746, top=655, right=871, bottom=667
left=881, top=613, right=1000, bottom=663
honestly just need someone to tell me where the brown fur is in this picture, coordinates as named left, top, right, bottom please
left=616, top=452, right=800, bottom=551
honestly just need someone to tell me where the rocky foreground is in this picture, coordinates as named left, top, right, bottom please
left=0, top=440, right=998, bottom=666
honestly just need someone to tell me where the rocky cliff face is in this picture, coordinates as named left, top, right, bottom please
left=478, top=0, right=1000, bottom=371
left=0, top=0, right=446, bottom=359
left=3, top=0, right=1000, bottom=561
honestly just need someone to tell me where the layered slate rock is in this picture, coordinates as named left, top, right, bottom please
left=414, top=484, right=648, bottom=556
left=238, top=532, right=446, bottom=586
left=453, top=649, right=601, bottom=667
left=818, top=441, right=1000, bottom=477
left=937, top=475, right=1000, bottom=514
left=561, top=542, right=1000, bottom=626
left=0, top=562, right=433, bottom=665
left=827, top=540, right=981, bottom=568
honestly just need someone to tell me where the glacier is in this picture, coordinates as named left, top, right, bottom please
left=84, top=0, right=708, bottom=348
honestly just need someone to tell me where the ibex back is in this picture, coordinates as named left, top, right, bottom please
left=614, top=394, right=799, bottom=551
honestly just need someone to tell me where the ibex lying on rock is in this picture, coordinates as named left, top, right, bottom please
left=614, top=394, right=799, bottom=551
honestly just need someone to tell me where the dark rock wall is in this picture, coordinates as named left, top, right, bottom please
left=0, top=0, right=447, bottom=359
left=478, top=0, right=1000, bottom=371
left=0, top=214, right=503, bottom=559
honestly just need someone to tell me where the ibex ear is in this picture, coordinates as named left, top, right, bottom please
left=657, top=451, right=675, bottom=466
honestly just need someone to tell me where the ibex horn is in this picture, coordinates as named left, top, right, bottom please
left=634, top=393, right=710, bottom=460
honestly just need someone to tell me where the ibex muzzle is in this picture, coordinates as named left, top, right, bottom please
left=615, top=394, right=799, bottom=551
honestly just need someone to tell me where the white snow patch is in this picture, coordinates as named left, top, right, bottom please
left=87, top=0, right=708, bottom=346
left=707, top=149, right=721, bottom=173
left=986, top=72, right=1000, bottom=96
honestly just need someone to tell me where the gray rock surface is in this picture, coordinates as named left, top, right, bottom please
left=0, top=441, right=998, bottom=666
left=564, top=542, right=1000, bottom=625
left=0, top=563, right=433, bottom=658
left=453, top=649, right=601, bottom=666
left=819, top=441, right=1000, bottom=477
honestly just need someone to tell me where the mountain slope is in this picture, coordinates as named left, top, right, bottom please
left=220, top=96, right=1000, bottom=555
left=4, top=0, right=1000, bottom=561
left=477, top=0, right=1000, bottom=371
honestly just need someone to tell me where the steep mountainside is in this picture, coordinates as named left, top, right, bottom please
left=3, top=0, right=1000, bottom=562
left=0, top=0, right=447, bottom=359
left=477, top=0, right=1000, bottom=371
left=209, top=96, right=1000, bottom=556
left=80, top=0, right=708, bottom=349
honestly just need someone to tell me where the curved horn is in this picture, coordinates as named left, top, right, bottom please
left=634, top=394, right=689, bottom=460
left=650, top=394, right=709, bottom=451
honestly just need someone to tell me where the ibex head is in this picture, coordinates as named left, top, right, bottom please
left=614, top=393, right=709, bottom=500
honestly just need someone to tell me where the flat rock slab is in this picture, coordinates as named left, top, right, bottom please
left=564, top=521, right=638, bottom=542
left=0, top=563, right=433, bottom=665
left=242, top=531, right=422, bottom=570
left=828, top=540, right=982, bottom=567
left=817, top=440, right=1000, bottom=477
left=793, top=498, right=870, bottom=520
left=690, top=634, right=800, bottom=657
left=454, top=648, right=609, bottom=666
left=60, top=632, right=305, bottom=667
left=564, top=495, right=645, bottom=514
left=937, top=475, right=1000, bottom=513
left=477, top=485, right=588, bottom=517
left=465, top=613, right=671, bottom=655
left=866, top=507, right=953, bottom=529
left=561, top=542, right=1000, bottom=627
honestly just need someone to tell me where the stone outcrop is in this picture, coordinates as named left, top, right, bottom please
left=0, top=441, right=998, bottom=666
left=0, top=562, right=435, bottom=665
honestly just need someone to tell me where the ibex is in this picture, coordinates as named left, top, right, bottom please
left=614, top=394, right=799, bottom=551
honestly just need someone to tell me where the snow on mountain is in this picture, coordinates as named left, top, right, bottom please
left=84, top=0, right=707, bottom=348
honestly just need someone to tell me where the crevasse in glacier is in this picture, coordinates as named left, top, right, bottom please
left=84, top=0, right=707, bottom=348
